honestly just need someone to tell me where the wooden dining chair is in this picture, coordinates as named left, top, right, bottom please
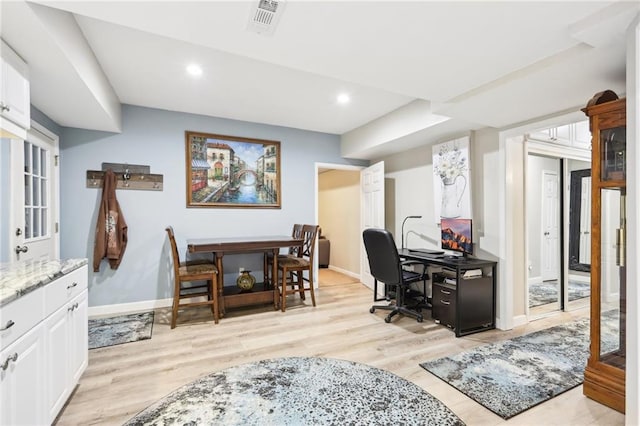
left=276, top=224, right=319, bottom=312
left=264, top=223, right=304, bottom=286
left=166, top=227, right=219, bottom=328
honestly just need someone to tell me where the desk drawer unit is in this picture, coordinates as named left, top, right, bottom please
left=459, top=276, right=493, bottom=331
left=432, top=283, right=456, bottom=329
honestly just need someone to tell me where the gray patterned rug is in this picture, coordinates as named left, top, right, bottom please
left=125, top=357, right=464, bottom=425
left=88, top=311, right=154, bottom=349
left=420, top=311, right=619, bottom=419
left=529, top=279, right=590, bottom=308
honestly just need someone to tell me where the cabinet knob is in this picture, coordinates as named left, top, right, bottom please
left=0, top=103, right=10, bottom=112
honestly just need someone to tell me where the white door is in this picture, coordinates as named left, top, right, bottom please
left=0, top=326, right=46, bottom=426
left=44, top=305, right=71, bottom=421
left=541, top=170, right=559, bottom=281
left=360, top=161, right=385, bottom=291
left=9, top=123, right=59, bottom=262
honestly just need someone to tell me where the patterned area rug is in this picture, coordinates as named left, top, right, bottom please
left=420, top=311, right=619, bottom=419
left=529, top=280, right=590, bottom=308
left=125, top=357, right=464, bottom=425
left=88, top=311, right=154, bottom=349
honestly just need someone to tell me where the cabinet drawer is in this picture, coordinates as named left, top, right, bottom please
left=0, top=287, right=44, bottom=351
left=44, top=266, right=88, bottom=317
left=432, top=284, right=456, bottom=329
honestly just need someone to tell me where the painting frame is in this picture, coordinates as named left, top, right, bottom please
left=185, top=131, right=281, bottom=208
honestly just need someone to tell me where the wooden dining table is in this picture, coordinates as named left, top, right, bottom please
left=186, top=235, right=303, bottom=316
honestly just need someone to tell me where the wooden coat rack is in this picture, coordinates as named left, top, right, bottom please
left=86, top=163, right=164, bottom=191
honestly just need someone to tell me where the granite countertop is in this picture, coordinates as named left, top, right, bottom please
left=0, top=258, right=88, bottom=307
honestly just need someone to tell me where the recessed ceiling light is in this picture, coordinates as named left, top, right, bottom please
left=186, top=64, right=202, bottom=77
left=337, top=93, right=350, bottom=104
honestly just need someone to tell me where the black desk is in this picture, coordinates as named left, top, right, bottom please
left=399, top=249, right=497, bottom=337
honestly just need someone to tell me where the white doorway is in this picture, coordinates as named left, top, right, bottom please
left=525, top=143, right=591, bottom=318
left=315, top=163, right=364, bottom=287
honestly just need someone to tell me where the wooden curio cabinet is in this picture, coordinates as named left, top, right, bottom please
left=582, top=90, right=626, bottom=413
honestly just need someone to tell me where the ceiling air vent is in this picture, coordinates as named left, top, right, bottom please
left=247, top=0, right=286, bottom=36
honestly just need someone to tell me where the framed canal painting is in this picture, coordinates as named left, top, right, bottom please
left=185, top=131, right=281, bottom=208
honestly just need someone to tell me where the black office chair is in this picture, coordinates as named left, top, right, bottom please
left=363, top=228, right=429, bottom=323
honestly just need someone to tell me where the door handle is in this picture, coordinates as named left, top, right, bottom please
left=15, top=246, right=28, bottom=254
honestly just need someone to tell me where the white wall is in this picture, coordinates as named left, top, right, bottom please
left=318, top=169, right=360, bottom=274
left=378, top=144, right=440, bottom=250
left=59, top=104, right=366, bottom=308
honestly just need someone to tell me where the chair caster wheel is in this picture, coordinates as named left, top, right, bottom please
left=370, top=307, right=375, bottom=314
left=384, top=316, right=392, bottom=323
left=417, top=315, right=424, bottom=323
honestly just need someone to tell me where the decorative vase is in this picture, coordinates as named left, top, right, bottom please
left=236, top=270, right=256, bottom=291
left=440, top=175, right=467, bottom=218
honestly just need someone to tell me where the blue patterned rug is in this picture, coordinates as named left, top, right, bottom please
left=420, top=312, right=619, bottom=419
left=88, top=311, right=154, bottom=349
left=529, top=280, right=590, bottom=308
left=125, top=357, right=464, bottom=425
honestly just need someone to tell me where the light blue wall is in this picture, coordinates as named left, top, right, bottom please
left=31, top=105, right=62, bottom=136
left=59, top=104, right=366, bottom=307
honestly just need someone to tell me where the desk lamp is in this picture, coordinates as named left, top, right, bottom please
left=401, top=215, right=422, bottom=249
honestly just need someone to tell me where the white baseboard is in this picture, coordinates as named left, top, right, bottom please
left=511, top=314, right=529, bottom=328
left=327, top=265, right=360, bottom=280
left=568, top=274, right=590, bottom=283
left=528, top=276, right=543, bottom=285
left=88, top=298, right=173, bottom=318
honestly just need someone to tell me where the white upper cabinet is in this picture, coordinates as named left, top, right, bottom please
left=1, top=40, right=30, bottom=138
left=572, top=120, right=592, bottom=149
left=528, top=120, right=591, bottom=150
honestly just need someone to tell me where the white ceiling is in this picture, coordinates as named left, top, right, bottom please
left=1, top=1, right=638, bottom=159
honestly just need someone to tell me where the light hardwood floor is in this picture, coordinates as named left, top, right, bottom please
left=56, top=270, right=624, bottom=425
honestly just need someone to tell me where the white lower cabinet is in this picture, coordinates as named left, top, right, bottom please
left=0, top=324, right=46, bottom=426
left=45, top=289, right=88, bottom=422
left=0, top=264, right=88, bottom=425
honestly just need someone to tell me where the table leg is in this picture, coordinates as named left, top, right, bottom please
left=216, top=252, right=226, bottom=318
left=272, top=248, right=279, bottom=310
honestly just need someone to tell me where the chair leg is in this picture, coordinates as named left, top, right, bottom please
left=171, top=279, right=180, bottom=329
left=308, top=268, right=316, bottom=307
left=211, top=275, right=219, bottom=324
left=280, top=267, right=287, bottom=312
left=295, top=271, right=305, bottom=300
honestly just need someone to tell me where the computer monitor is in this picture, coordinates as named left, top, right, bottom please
left=441, top=218, right=473, bottom=257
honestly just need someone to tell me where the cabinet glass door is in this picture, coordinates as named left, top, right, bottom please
left=600, top=126, right=626, bottom=181
left=599, top=187, right=625, bottom=369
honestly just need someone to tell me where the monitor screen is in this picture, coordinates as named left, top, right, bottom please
left=441, top=218, right=473, bottom=256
